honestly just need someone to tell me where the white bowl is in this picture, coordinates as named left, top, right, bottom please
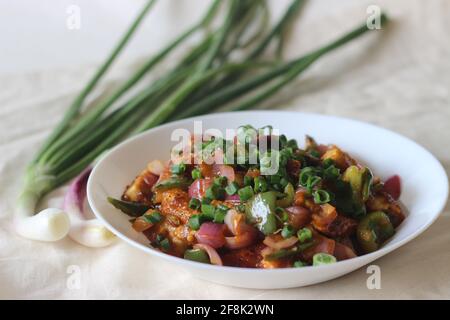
left=87, top=111, right=449, bottom=289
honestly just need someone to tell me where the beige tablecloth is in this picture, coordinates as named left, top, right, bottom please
left=1, top=0, right=449, bottom=299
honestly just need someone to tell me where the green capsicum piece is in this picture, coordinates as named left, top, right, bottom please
left=153, top=176, right=191, bottom=191
left=357, top=211, right=395, bottom=253
left=107, top=197, right=151, bottom=217
left=342, top=165, right=373, bottom=217
left=184, top=249, right=210, bottom=264
left=245, top=191, right=278, bottom=235
left=275, top=183, right=295, bottom=208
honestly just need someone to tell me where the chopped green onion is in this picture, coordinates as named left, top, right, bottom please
left=293, top=261, right=306, bottom=268
left=200, top=204, right=215, bottom=219
left=214, top=176, right=228, bottom=187
left=312, top=189, right=331, bottom=204
left=225, top=181, right=239, bottom=195
left=205, top=185, right=225, bottom=200
left=322, top=158, right=334, bottom=168
left=305, top=175, right=321, bottom=193
left=299, top=167, right=316, bottom=186
left=170, top=163, right=186, bottom=174
left=281, top=224, right=295, bottom=238
left=191, top=168, right=202, bottom=180
left=324, top=165, right=340, bottom=180
left=188, top=215, right=202, bottom=230
left=297, top=227, right=312, bottom=243
left=159, top=238, right=171, bottom=251
left=201, top=197, right=212, bottom=205
left=312, top=253, right=337, bottom=266
left=310, top=150, right=320, bottom=158
left=279, top=177, right=289, bottom=189
left=143, top=211, right=163, bottom=224
left=238, top=186, right=254, bottom=201
left=188, top=198, right=201, bottom=210
left=213, top=209, right=226, bottom=224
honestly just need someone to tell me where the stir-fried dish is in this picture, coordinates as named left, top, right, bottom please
left=108, top=126, right=405, bottom=268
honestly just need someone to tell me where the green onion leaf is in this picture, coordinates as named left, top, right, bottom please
left=225, top=181, right=239, bottom=195
left=170, top=163, right=186, bottom=174
left=188, top=215, right=202, bottom=230
left=312, top=253, right=337, bottom=266
left=281, top=224, right=295, bottom=238
left=238, top=186, right=254, bottom=201
left=313, top=189, right=331, bottom=204
left=297, top=227, right=312, bottom=243
left=191, top=168, right=202, bottom=180
left=188, top=198, right=201, bottom=210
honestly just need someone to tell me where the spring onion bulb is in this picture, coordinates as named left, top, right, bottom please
left=15, top=205, right=70, bottom=242
left=64, top=168, right=116, bottom=247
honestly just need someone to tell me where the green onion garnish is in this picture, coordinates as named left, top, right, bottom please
left=225, top=181, right=239, bottom=195
left=238, top=186, right=254, bottom=201
left=213, top=209, right=226, bottom=224
left=312, top=253, right=337, bottom=266
left=188, top=198, right=201, bottom=210
left=281, top=225, right=295, bottom=238
left=200, top=204, right=215, bottom=220
left=191, top=168, right=202, bottom=180
left=170, top=163, right=186, bottom=174
left=159, top=238, right=171, bottom=251
left=213, top=176, right=227, bottom=187
left=297, top=227, right=312, bottom=243
left=205, top=185, right=225, bottom=200
left=312, top=189, right=331, bottom=204
left=188, top=215, right=202, bottom=230
left=293, top=261, right=306, bottom=268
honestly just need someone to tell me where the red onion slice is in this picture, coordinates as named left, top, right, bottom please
left=263, top=235, right=298, bottom=250
left=195, top=222, right=226, bottom=249
left=383, top=175, right=401, bottom=200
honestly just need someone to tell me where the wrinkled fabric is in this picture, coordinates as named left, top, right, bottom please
left=0, top=0, right=449, bottom=299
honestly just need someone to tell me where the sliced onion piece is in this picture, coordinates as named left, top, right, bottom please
left=195, top=222, right=226, bottom=249
left=193, top=243, right=223, bottom=266
left=213, top=164, right=235, bottom=182
left=224, top=231, right=256, bottom=249
left=263, top=235, right=298, bottom=250
left=146, top=160, right=165, bottom=176
left=224, top=209, right=249, bottom=235
left=64, top=168, right=116, bottom=247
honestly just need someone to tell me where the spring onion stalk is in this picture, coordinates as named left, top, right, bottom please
left=64, top=168, right=116, bottom=247
left=31, top=0, right=157, bottom=164
left=17, top=0, right=390, bottom=245
left=37, top=0, right=221, bottom=167
left=179, top=13, right=389, bottom=118
left=15, top=0, right=220, bottom=242
left=172, top=0, right=307, bottom=120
